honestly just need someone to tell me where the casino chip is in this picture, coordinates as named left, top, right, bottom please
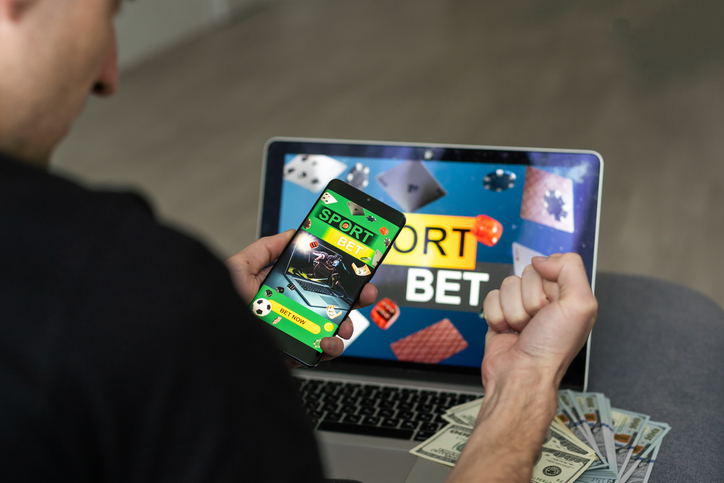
left=346, top=163, right=370, bottom=190
left=366, top=215, right=376, bottom=223
left=543, top=190, right=568, bottom=221
left=483, top=169, right=517, bottom=192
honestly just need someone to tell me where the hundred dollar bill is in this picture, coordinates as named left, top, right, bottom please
left=623, top=438, right=662, bottom=483
left=611, top=409, right=650, bottom=477
left=531, top=447, right=596, bottom=483
left=409, top=424, right=471, bottom=467
left=543, top=426, right=597, bottom=459
left=445, top=397, right=483, bottom=415
left=576, top=469, right=617, bottom=482
left=557, top=403, right=591, bottom=448
left=602, top=397, right=618, bottom=474
left=574, top=392, right=620, bottom=482
left=559, top=391, right=602, bottom=469
left=620, top=421, right=670, bottom=482
left=551, top=417, right=579, bottom=441
left=575, top=392, right=612, bottom=467
left=574, top=476, right=616, bottom=483
left=442, top=398, right=483, bottom=428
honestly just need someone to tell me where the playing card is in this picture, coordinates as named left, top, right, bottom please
left=512, top=242, right=545, bottom=278
left=371, top=249, right=383, bottom=268
left=520, top=167, right=575, bottom=233
left=283, top=155, right=347, bottom=193
left=376, top=160, right=447, bottom=212
left=390, top=318, right=468, bottom=364
left=320, top=192, right=337, bottom=205
left=342, top=310, right=371, bottom=350
left=347, top=201, right=365, bottom=216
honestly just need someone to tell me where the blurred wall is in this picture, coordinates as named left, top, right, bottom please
left=116, top=0, right=267, bottom=68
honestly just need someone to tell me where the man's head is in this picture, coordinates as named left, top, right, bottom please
left=0, top=0, right=122, bottom=166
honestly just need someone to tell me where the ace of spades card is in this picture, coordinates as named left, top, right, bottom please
left=376, top=160, right=447, bottom=213
left=283, top=154, right=347, bottom=193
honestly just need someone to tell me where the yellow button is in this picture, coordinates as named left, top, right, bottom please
left=269, top=300, right=320, bottom=334
left=324, top=322, right=335, bottom=332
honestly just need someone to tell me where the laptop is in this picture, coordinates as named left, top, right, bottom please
left=258, top=138, right=604, bottom=482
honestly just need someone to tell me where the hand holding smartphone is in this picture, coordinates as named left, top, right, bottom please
left=249, top=179, right=406, bottom=367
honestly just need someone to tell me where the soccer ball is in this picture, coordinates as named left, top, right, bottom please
left=252, top=298, right=272, bottom=317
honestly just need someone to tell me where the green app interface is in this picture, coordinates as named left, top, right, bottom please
left=249, top=188, right=401, bottom=352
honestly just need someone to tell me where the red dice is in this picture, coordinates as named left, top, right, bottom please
left=371, top=298, right=400, bottom=330
left=310, top=241, right=319, bottom=249
left=470, top=215, right=503, bottom=247
left=380, top=227, right=389, bottom=236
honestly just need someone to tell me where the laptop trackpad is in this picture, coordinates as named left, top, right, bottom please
left=319, top=437, right=418, bottom=482
left=321, top=295, right=340, bottom=306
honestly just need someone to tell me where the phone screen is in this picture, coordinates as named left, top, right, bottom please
left=250, top=180, right=404, bottom=363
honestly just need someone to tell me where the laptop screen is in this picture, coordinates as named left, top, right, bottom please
left=260, top=139, right=602, bottom=389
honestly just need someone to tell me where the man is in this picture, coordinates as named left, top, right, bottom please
left=0, top=1, right=597, bottom=482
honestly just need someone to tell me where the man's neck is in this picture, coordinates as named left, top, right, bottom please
left=0, top=141, right=51, bottom=170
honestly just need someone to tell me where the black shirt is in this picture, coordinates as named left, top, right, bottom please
left=0, top=154, right=324, bottom=482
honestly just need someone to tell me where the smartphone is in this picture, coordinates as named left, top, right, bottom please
left=249, top=179, right=406, bottom=367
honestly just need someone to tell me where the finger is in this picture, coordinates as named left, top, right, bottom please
left=320, top=336, right=345, bottom=360
left=498, top=275, right=531, bottom=330
left=482, top=289, right=510, bottom=333
left=336, top=319, right=354, bottom=340
left=351, top=283, right=378, bottom=311
left=542, top=278, right=560, bottom=302
left=521, top=264, right=550, bottom=317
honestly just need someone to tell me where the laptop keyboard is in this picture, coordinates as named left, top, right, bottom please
left=294, top=377, right=482, bottom=442
left=296, top=279, right=337, bottom=295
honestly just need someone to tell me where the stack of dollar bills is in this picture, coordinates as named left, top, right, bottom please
left=410, top=389, right=670, bottom=483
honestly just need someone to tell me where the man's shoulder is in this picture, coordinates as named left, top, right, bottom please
left=0, top=153, right=154, bottom=236
left=0, top=153, right=235, bottom=330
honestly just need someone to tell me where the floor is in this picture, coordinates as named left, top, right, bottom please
left=53, top=0, right=724, bottom=309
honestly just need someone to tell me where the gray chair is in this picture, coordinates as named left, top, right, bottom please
left=590, top=272, right=724, bottom=481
